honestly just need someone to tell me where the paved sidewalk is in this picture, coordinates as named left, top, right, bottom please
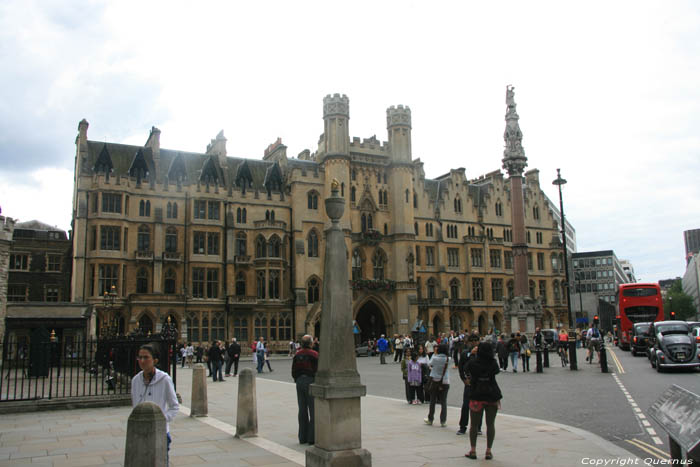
left=0, top=358, right=637, bottom=467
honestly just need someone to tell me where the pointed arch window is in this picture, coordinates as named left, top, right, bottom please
left=427, top=278, right=437, bottom=300
left=533, top=205, right=540, bottom=220
left=351, top=169, right=356, bottom=181
left=236, top=272, right=246, bottom=296
left=137, top=225, right=151, bottom=251
left=268, top=236, right=281, bottom=258
left=495, top=201, right=503, bottom=217
left=307, top=230, right=319, bottom=257
left=256, top=236, right=267, bottom=258
left=372, top=249, right=385, bottom=280
left=352, top=250, right=362, bottom=280
left=307, top=277, right=320, bottom=304
left=454, top=198, right=462, bottom=213
left=256, top=271, right=266, bottom=299
left=237, top=207, right=242, bottom=223
left=307, top=191, right=319, bottom=210
left=405, top=189, right=409, bottom=203
left=236, top=232, right=247, bottom=256
left=268, top=270, right=280, bottom=299
left=139, top=200, right=151, bottom=217
left=450, top=278, right=460, bottom=299
left=165, top=227, right=177, bottom=253
left=164, top=268, right=176, bottom=294
left=351, top=186, right=356, bottom=202
left=137, top=267, right=149, bottom=294
left=414, top=222, right=418, bottom=235
left=413, top=192, right=418, bottom=208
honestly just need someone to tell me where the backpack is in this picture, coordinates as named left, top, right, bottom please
left=592, top=327, right=600, bottom=339
left=508, top=340, right=517, bottom=352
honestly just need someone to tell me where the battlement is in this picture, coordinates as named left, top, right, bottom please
left=323, top=93, right=350, bottom=118
left=0, top=215, right=16, bottom=239
left=386, top=105, right=411, bottom=128
left=350, top=136, right=388, bottom=151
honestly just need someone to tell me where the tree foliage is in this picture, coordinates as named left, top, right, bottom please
left=663, top=279, right=696, bottom=320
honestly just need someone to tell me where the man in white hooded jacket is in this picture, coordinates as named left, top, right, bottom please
left=132, top=344, right=180, bottom=454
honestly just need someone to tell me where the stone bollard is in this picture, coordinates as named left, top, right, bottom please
left=191, top=363, right=208, bottom=417
left=543, top=346, right=550, bottom=368
left=599, top=342, right=608, bottom=373
left=124, top=402, right=167, bottom=467
left=236, top=368, right=257, bottom=438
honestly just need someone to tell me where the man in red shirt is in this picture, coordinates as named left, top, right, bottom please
left=292, top=334, right=319, bottom=444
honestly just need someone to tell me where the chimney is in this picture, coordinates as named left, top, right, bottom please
left=206, top=130, right=227, bottom=169
left=145, top=126, right=161, bottom=174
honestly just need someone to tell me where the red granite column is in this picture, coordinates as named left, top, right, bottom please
left=509, top=175, right=529, bottom=297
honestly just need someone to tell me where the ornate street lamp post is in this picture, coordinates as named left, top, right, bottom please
left=553, top=169, right=577, bottom=370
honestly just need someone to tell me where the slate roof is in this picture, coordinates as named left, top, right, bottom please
left=15, top=220, right=64, bottom=232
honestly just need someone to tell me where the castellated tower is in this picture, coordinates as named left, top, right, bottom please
left=387, top=105, right=416, bottom=334
left=321, top=94, right=351, bottom=230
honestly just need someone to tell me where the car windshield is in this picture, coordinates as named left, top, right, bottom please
left=657, top=324, right=689, bottom=335
left=634, top=324, right=650, bottom=335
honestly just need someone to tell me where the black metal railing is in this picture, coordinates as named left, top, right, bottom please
left=0, top=336, right=177, bottom=402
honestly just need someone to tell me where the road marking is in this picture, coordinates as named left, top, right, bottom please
left=647, top=428, right=657, bottom=436
left=608, top=348, right=625, bottom=374
left=179, top=403, right=304, bottom=466
left=642, top=420, right=651, bottom=427
left=626, top=439, right=665, bottom=460
left=638, top=414, right=646, bottom=419
left=611, top=372, right=663, bottom=449
left=632, top=438, right=668, bottom=456
left=652, top=437, right=663, bottom=445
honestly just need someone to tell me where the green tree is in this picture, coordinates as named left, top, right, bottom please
left=663, top=279, right=696, bottom=320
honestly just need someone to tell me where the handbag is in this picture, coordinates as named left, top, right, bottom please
left=426, top=355, right=449, bottom=393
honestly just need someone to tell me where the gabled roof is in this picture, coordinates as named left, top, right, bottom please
left=128, top=148, right=150, bottom=178
left=93, top=144, right=114, bottom=173
left=200, top=155, right=223, bottom=184
left=263, top=162, right=284, bottom=191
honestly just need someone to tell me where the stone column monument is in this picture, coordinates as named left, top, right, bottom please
left=501, top=86, right=541, bottom=334
left=306, top=180, right=371, bottom=467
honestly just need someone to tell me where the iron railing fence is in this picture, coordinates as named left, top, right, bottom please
left=0, top=337, right=177, bottom=402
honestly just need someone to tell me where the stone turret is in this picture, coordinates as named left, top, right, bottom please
left=145, top=126, right=161, bottom=175
left=387, top=105, right=412, bottom=163
left=322, top=93, right=349, bottom=156
left=206, top=130, right=228, bottom=169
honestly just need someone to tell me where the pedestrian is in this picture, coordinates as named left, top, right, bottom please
left=264, top=342, right=273, bottom=372
left=376, top=334, right=389, bottom=364
left=312, top=337, right=320, bottom=353
left=465, top=342, right=502, bottom=460
left=292, top=335, right=318, bottom=445
left=195, top=344, right=203, bottom=363
left=289, top=340, right=296, bottom=357
left=394, top=334, right=404, bottom=363
left=406, top=350, right=423, bottom=404
left=131, top=343, right=179, bottom=461
left=400, top=348, right=413, bottom=403
left=255, top=337, right=265, bottom=373
left=226, top=338, right=241, bottom=376
left=586, top=323, right=602, bottom=364
left=208, top=340, right=224, bottom=382
left=185, top=342, right=194, bottom=368
left=424, top=343, right=450, bottom=427
left=415, top=344, right=429, bottom=403
left=180, top=345, right=186, bottom=368
left=519, top=332, right=530, bottom=372
left=425, top=335, right=437, bottom=358
left=496, top=335, right=508, bottom=370
left=457, top=343, right=479, bottom=436
left=507, top=333, right=520, bottom=373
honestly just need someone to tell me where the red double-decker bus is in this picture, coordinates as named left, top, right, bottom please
left=616, top=283, right=664, bottom=350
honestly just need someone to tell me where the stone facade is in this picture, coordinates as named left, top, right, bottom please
left=70, top=94, right=568, bottom=351
left=0, top=215, right=16, bottom=344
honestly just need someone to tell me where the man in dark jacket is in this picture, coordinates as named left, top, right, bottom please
left=208, top=340, right=224, bottom=382
left=495, top=335, right=508, bottom=370
left=225, top=338, right=241, bottom=377
left=457, top=343, right=480, bottom=435
left=292, top=334, right=319, bottom=445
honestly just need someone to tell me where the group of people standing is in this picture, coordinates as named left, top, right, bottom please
left=495, top=332, right=532, bottom=372
left=400, top=334, right=503, bottom=461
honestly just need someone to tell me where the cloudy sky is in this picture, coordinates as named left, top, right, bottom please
left=1, top=0, right=698, bottom=282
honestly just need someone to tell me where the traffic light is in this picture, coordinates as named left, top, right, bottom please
left=670, top=311, right=676, bottom=319
left=593, top=315, right=599, bottom=324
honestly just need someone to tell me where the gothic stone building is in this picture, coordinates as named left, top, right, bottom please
left=70, top=94, right=567, bottom=350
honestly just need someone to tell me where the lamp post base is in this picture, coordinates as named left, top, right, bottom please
left=306, top=446, right=372, bottom=467
left=569, top=338, right=578, bottom=371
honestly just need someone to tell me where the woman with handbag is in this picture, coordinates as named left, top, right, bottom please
left=424, top=343, right=450, bottom=427
left=465, top=341, right=502, bottom=460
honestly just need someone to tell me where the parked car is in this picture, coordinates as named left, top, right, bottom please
left=541, top=329, right=559, bottom=351
left=688, top=321, right=700, bottom=349
left=355, top=341, right=376, bottom=357
left=649, top=320, right=700, bottom=372
left=630, top=322, right=652, bottom=357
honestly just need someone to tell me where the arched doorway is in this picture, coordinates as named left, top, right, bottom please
left=432, top=313, right=443, bottom=338
left=493, top=312, right=503, bottom=335
left=478, top=313, right=487, bottom=336
left=449, top=312, right=462, bottom=333
left=139, top=315, right=154, bottom=335
left=314, top=320, right=321, bottom=339
left=542, top=311, right=554, bottom=329
left=355, top=300, right=386, bottom=342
